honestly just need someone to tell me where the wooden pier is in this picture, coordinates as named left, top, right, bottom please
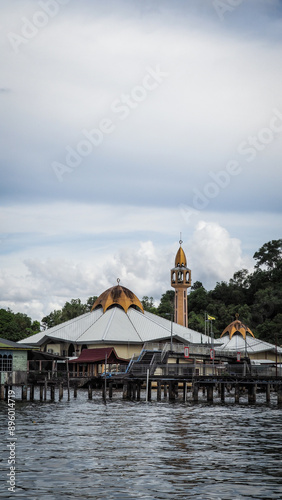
left=1, top=373, right=282, bottom=405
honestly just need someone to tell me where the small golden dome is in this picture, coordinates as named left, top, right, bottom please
left=175, top=246, right=187, bottom=267
left=220, top=314, right=255, bottom=340
left=91, top=284, right=144, bottom=314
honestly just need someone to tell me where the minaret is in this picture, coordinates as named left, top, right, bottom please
left=171, top=239, right=191, bottom=327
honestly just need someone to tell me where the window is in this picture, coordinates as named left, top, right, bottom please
left=0, top=354, right=13, bottom=372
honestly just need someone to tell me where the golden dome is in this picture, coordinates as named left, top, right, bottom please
left=220, top=314, right=255, bottom=340
left=91, top=284, right=144, bottom=314
left=175, top=246, right=187, bottom=267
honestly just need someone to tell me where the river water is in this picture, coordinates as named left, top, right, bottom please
left=1, top=387, right=282, bottom=500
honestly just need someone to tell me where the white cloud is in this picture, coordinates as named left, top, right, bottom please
left=189, top=221, right=253, bottom=289
left=0, top=212, right=256, bottom=320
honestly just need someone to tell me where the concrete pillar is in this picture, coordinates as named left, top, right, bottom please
left=40, top=385, right=44, bottom=401
left=235, top=384, right=240, bottom=403
left=5, top=385, right=9, bottom=401
left=202, top=386, right=206, bottom=396
left=157, top=381, right=161, bottom=401
left=163, top=383, right=167, bottom=398
left=22, top=385, right=27, bottom=401
left=221, top=383, right=225, bottom=402
left=193, top=383, right=199, bottom=402
left=74, top=385, right=77, bottom=398
left=207, top=385, right=213, bottom=402
left=175, top=383, right=178, bottom=398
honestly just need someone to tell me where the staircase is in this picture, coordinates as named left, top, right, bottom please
left=126, top=349, right=162, bottom=376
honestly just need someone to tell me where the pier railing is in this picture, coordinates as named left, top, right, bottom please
left=128, top=362, right=282, bottom=378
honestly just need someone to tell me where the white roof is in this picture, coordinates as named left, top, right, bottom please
left=19, top=306, right=211, bottom=346
left=19, top=306, right=281, bottom=355
left=217, top=333, right=282, bottom=354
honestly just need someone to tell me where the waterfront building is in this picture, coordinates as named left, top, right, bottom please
left=218, top=314, right=281, bottom=365
left=18, top=242, right=282, bottom=368
left=0, top=337, right=34, bottom=385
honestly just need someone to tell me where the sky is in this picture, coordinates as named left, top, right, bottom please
left=0, top=0, right=282, bottom=321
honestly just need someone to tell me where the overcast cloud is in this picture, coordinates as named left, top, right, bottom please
left=0, top=0, right=281, bottom=321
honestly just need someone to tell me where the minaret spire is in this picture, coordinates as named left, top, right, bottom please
left=171, top=239, right=191, bottom=327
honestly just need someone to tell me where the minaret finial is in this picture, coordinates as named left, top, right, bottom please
left=179, top=232, right=183, bottom=246
left=117, top=278, right=120, bottom=285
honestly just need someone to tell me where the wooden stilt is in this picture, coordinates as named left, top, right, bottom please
left=50, top=385, right=55, bottom=401
left=30, top=385, right=34, bottom=401
left=221, top=383, right=225, bottom=402
left=157, top=381, right=161, bottom=401
left=193, top=383, right=199, bottom=402
left=44, top=377, right=47, bottom=401
left=207, top=385, right=213, bottom=402
left=136, top=382, right=141, bottom=401
left=109, top=382, right=113, bottom=399
left=88, top=384, right=92, bottom=400
left=235, top=384, right=240, bottom=403
left=22, top=385, right=27, bottom=401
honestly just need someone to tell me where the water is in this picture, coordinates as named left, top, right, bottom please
left=1, top=388, right=282, bottom=500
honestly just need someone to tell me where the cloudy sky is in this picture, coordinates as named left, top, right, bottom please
left=1, top=0, right=282, bottom=321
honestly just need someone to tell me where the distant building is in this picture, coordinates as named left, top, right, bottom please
left=218, top=314, right=282, bottom=364
left=0, top=337, right=35, bottom=385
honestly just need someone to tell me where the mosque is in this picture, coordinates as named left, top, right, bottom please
left=19, top=242, right=282, bottom=369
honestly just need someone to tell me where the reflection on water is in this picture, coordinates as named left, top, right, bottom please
left=1, top=388, right=282, bottom=499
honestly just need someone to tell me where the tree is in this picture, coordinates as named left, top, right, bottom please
left=253, top=239, right=282, bottom=270
left=0, top=309, right=40, bottom=341
left=141, top=296, right=157, bottom=313
left=157, top=290, right=174, bottom=317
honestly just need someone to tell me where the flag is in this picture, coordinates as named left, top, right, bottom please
left=208, top=315, right=216, bottom=320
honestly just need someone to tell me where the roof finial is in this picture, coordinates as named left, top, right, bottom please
left=179, top=232, right=183, bottom=246
left=117, top=278, right=120, bottom=285
left=235, top=313, right=239, bottom=320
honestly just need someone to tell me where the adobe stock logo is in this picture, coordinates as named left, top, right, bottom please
left=213, top=0, right=243, bottom=21
left=52, top=65, right=169, bottom=182
left=180, top=108, right=282, bottom=222
left=7, top=0, right=71, bottom=53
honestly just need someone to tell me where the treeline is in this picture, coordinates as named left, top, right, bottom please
left=0, top=240, right=281, bottom=345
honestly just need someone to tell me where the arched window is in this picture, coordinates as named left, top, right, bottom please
left=68, top=344, right=75, bottom=357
